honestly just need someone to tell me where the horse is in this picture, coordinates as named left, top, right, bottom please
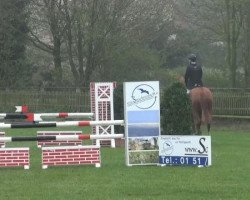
left=189, top=87, right=213, bottom=135
left=176, top=76, right=213, bottom=134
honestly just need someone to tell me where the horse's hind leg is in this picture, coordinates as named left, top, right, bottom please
left=207, top=123, right=211, bottom=134
left=196, top=122, right=202, bottom=135
left=192, top=123, right=196, bottom=134
left=196, top=108, right=202, bottom=135
left=193, top=114, right=202, bottom=135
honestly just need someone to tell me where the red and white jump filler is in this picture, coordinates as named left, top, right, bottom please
left=0, top=148, right=30, bottom=169
left=42, top=145, right=101, bottom=169
left=0, top=134, right=124, bottom=169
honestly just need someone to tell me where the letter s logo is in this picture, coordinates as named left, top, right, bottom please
left=198, top=137, right=207, bottom=154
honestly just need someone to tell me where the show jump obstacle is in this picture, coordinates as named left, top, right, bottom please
left=0, top=132, right=124, bottom=169
left=0, top=103, right=124, bottom=169
left=1, top=82, right=116, bottom=148
left=0, top=83, right=122, bottom=169
left=0, top=119, right=124, bottom=169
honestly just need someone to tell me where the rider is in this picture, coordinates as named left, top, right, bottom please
left=184, top=54, right=203, bottom=94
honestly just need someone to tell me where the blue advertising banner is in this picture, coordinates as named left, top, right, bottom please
left=159, top=135, right=212, bottom=167
left=124, top=81, right=160, bottom=166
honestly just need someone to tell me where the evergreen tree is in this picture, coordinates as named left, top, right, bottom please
left=161, top=82, right=193, bottom=135
left=0, top=0, right=31, bottom=88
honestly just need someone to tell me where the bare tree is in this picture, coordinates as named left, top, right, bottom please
left=29, top=0, right=66, bottom=86
left=181, top=0, right=244, bottom=87
left=241, top=0, right=250, bottom=87
left=61, top=0, right=135, bottom=88
left=28, top=0, right=175, bottom=87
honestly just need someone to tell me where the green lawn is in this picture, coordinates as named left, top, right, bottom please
left=0, top=128, right=249, bottom=200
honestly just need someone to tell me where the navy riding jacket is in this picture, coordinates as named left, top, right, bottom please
left=184, top=62, right=203, bottom=90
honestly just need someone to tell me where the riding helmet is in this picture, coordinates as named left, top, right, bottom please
left=188, top=54, right=197, bottom=62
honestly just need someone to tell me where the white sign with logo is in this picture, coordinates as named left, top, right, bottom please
left=124, top=81, right=160, bottom=166
left=159, top=136, right=211, bottom=166
left=126, top=83, right=159, bottom=111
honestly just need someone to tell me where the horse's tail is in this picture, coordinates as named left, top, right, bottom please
left=201, top=99, right=212, bottom=123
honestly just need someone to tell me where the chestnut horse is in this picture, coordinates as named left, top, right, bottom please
left=190, top=87, right=213, bottom=135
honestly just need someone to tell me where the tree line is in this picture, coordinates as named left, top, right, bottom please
left=0, top=0, right=249, bottom=89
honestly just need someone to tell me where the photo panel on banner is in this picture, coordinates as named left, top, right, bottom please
left=124, top=81, right=160, bottom=166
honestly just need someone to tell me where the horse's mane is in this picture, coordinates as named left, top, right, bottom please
left=176, top=76, right=185, bottom=86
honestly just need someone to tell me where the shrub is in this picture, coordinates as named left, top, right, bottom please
left=113, top=84, right=124, bottom=133
left=161, top=82, right=192, bottom=135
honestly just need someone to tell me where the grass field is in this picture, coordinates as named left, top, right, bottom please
left=0, top=127, right=249, bottom=200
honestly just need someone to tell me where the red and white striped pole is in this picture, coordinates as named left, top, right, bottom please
left=0, top=134, right=124, bottom=143
left=0, top=120, right=124, bottom=129
left=0, top=106, right=93, bottom=121
left=1, top=112, right=94, bottom=121
left=39, top=113, right=94, bottom=118
left=33, top=113, right=94, bottom=121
